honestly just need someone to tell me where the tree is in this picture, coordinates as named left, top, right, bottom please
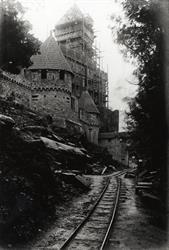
left=0, top=0, right=41, bottom=73
left=111, top=0, right=167, bottom=192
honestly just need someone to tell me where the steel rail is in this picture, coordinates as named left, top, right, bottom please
left=100, top=177, right=121, bottom=250
left=113, top=169, right=128, bottom=177
left=59, top=178, right=111, bottom=250
left=57, top=170, right=125, bottom=250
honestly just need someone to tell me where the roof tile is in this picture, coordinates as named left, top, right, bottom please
left=79, top=90, right=99, bottom=114
left=29, top=35, right=73, bottom=73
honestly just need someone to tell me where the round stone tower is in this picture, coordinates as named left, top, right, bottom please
left=27, top=33, right=74, bottom=119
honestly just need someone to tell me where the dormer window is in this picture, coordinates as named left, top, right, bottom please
left=60, top=70, right=65, bottom=80
left=41, top=69, right=47, bottom=79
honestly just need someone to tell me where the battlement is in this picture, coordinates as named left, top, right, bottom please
left=1, top=71, right=31, bottom=90
left=31, top=79, right=71, bottom=94
left=1, top=70, right=71, bottom=95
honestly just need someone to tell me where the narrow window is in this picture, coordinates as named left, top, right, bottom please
left=71, top=97, right=75, bottom=111
left=72, top=84, right=75, bottom=92
left=32, top=94, right=39, bottom=98
left=60, top=70, right=65, bottom=80
left=41, top=69, right=47, bottom=79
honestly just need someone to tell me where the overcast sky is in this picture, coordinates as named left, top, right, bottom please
left=21, top=0, right=137, bottom=128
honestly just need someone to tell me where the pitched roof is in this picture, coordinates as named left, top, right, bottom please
left=29, top=35, right=73, bottom=73
left=57, top=4, right=84, bottom=25
left=79, top=90, right=99, bottom=114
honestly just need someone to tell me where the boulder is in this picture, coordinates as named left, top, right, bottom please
left=22, top=126, right=49, bottom=136
left=40, top=136, right=86, bottom=156
left=0, top=114, right=15, bottom=128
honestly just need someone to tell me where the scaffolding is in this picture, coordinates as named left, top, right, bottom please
left=54, top=5, right=109, bottom=107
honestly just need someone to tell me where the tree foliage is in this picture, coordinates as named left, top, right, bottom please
left=0, top=0, right=41, bottom=73
left=111, top=0, right=167, bottom=171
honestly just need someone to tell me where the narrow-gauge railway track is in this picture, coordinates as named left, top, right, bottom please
left=48, top=170, right=126, bottom=250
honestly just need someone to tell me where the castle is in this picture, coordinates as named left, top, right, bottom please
left=0, top=5, right=111, bottom=145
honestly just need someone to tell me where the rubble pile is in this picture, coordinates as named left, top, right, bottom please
left=135, top=169, right=162, bottom=203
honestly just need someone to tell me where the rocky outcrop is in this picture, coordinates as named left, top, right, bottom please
left=0, top=114, right=15, bottom=128
left=0, top=101, right=89, bottom=245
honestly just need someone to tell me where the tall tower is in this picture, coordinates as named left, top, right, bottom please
left=54, top=4, right=109, bottom=108
left=55, top=4, right=94, bottom=57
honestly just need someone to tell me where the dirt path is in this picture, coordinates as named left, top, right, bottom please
left=31, top=175, right=108, bottom=249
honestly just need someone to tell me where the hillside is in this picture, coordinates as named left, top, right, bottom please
left=0, top=97, right=125, bottom=246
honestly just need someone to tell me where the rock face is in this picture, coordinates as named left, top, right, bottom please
left=41, top=136, right=86, bottom=156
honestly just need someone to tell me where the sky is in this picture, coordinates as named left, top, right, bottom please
left=20, top=0, right=137, bottom=129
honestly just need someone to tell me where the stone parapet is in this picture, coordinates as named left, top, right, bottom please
left=1, top=71, right=71, bottom=95
left=1, top=71, right=31, bottom=90
left=32, top=85, right=71, bottom=94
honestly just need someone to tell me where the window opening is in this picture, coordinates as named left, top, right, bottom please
left=41, top=70, right=47, bottom=79
left=60, top=70, right=65, bottom=80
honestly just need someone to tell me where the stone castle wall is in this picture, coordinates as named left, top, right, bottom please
left=0, top=71, right=79, bottom=122
left=79, top=111, right=99, bottom=144
left=31, top=88, right=72, bottom=118
left=0, top=76, right=31, bottom=107
left=83, top=123, right=99, bottom=145
left=0, top=71, right=99, bottom=144
left=99, top=135, right=129, bottom=166
left=28, top=70, right=72, bottom=92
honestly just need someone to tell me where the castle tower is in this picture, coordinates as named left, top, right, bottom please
left=55, top=4, right=94, bottom=57
left=54, top=4, right=108, bottom=108
left=28, top=34, right=74, bottom=118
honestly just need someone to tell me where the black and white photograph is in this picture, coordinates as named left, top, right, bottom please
left=0, top=0, right=168, bottom=249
